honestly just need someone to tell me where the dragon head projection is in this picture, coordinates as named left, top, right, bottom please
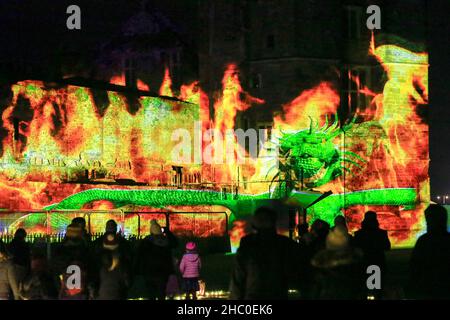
left=274, top=116, right=366, bottom=189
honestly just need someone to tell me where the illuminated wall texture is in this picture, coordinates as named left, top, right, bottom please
left=0, top=37, right=429, bottom=249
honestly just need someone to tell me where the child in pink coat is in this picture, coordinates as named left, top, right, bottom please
left=179, top=242, right=201, bottom=300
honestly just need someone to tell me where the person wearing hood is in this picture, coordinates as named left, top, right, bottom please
left=310, top=227, right=365, bottom=299
left=180, top=242, right=201, bottom=300
left=136, top=219, right=178, bottom=300
left=229, top=207, right=301, bottom=300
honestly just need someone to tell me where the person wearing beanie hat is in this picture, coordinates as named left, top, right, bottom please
left=180, top=241, right=201, bottom=300
left=310, top=228, right=365, bottom=299
left=135, top=219, right=178, bottom=300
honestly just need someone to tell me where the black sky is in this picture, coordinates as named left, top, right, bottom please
left=427, top=0, right=450, bottom=199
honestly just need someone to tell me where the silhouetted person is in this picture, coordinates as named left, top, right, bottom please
left=408, top=204, right=450, bottom=299
left=354, top=211, right=390, bottom=299
left=92, top=232, right=130, bottom=300
left=92, top=219, right=132, bottom=272
left=19, top=253, right=58, bottom=300
left=7, top=228, right=31, bottom=283
left=354, top=211, right=391, bottom=267
left=0, top=240, right=20, bottom=300
left=229, top=207, right=300, bottom=300
left=311, top=227, right=365, bottom=299
left=136, top=219, right=178, bottom=300
left=52, top=224, right=91, bottom=300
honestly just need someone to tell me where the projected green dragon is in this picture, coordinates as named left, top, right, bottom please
left=41, top=116, right=418, bottom=228
left=272, top=116, right=366, bottom=189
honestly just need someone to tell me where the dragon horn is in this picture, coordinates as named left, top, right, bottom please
left=319, top=114, right=329, bottom=132
left=325, top=115, right=339, bottom=135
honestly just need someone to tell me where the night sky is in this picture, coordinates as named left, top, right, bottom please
left=427, top=1, right=450, bottom=199
left=0, top=0, right=448, bottom=198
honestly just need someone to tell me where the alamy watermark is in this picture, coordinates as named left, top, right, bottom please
left=366, top=265, right=381, bottom=290
left=171, top=121, right=280, bottom=165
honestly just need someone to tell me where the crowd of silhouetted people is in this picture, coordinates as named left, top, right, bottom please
left=229, top=204, right=450, bottom=300
left=0, top=204, right=449, bottom=300
left=0, top=218, right=201, bottom=300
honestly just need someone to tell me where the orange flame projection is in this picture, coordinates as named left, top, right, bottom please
left=208, top=64, right=265, bottom=184
left=110, top=74, right=149, bottom=91
left=273, top=82, right=340, bottom=131
left=180, top=81, right=210, bottom=131
left=159, top=67, right=174, bottom=97
left=214, top=64, right=264, bottom=133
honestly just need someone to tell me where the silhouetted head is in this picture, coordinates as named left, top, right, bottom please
left=311, top=219, right=330, bottom=239
left=252, top=207, right=277, bottom=232
left=72, top=217, right=87, bottom=230
left=362, top=211, right=379, bottom=230
left=334, top=215, right=347, bottom=228
left=425, top=204, right=448, bottom=234
left=105, top=219, right=118, bottom=233
left=65, top=223, right=83, bottom=242
left=14, top=228, right=27, bottom=241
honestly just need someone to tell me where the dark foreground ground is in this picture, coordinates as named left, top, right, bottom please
left=129, top=249, right=413, bottom=300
